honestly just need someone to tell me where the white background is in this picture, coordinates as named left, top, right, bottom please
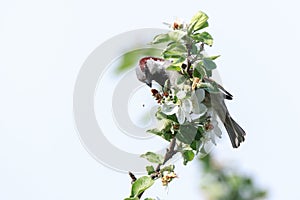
left=1, top=0, right=300, bottom=199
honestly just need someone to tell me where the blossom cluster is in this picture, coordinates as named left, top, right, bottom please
left=149, top=77, right=222, bottom=156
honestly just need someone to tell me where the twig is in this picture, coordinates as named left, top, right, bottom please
left=128, top=171, right=136, bottom=184
left=156, top=137, right=178, bottom=172
left=128, top=171, right=145, bottom=199
left=129, top=138, right=178, bottom=199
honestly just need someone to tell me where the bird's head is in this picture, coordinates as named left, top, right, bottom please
left=136, top=57, right=166, bottom=87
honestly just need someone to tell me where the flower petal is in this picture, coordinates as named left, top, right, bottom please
left=212, top=121, right=222, bottom=138
left=191, top=90, right=206, bottom=115
left=194, top=89, right=205, bottom=102
left=198, top=103, right=207, bottom=115
left=161, top=103, right=178, bottom=115
left=210, top=132, right=217, bottom=145
left=190, top=113, right=201, bottom=121
left=176, top=107, right=185, bottom=124
left=176, top=90, right=186, bottom=99
left=185, top=112, right=192, bottom=122
left=182, top=99, right=192, bottom=113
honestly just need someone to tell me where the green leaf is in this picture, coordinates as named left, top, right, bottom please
left=206, top=69, right=212, bottom=77
left=198, top=82, right=219, bottom=93
left=160, top=164, right=175, bottom=173
left=200, top=32, right=213, bottom=45
left=162, top=50, right=186, bottom=59
left=130, top=176, right=154, bottom=198
left=176, top=124, right=198, bottom=144
left=162, top=131, right=173, bottom=141
left=182, top=150, right=195, bottom=165
left=146, top=165, right=155, bottom=175
left=147, top=128, right=162, bottom=136
left=203, top=58, right=217, bottom=70
left=165, top=42, right=187, bottom=52
left=155, top=110, right=178, bottom=123
left=141, top=152, right=164, bottom=164
left=188, top=11, right=209, bottom=34
left=152, top=33, right=170, bottom=44
left=115, top=48, right=161, bottom=74
left=192, top=32, right=213, bottom=46
left=166, top=65, right=182, bottom=71
left=192, top=128, right=204, bottom=154
left=172, top=57, right=186, bottom=65
left=124, top=198, right=139, bottom=200
left=195, top=127, right=204, bottom=140
left=191, top=44, right=198, bottom=55
left=144, top=198, right=156, bottom=200
left=147, top=117, right=174, bottom=142
left=190, top=140, right=202, bottom=151
left=209, top=55, right=220, bottom=60
left=255, top=191, right=268, bottom=198
left=168, top=30, right=186, bottom=42
left=193, top=63, right=206, bottom=79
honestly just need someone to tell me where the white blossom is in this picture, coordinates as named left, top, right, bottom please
left=161, top=89, right=207, bottom=124
left=202, top=109, right=222, bottom=146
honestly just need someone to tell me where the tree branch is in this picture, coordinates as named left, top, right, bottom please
left=128, top=138, right=178, bottom=199
left=156, top=137, right=178, bottom=172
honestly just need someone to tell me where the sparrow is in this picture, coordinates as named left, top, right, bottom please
left=135, top=57, right=179, bottom=87
left=135, top=56, right=245, bottom=148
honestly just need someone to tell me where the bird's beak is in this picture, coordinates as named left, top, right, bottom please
left=146, top=81, right=152, bottom=87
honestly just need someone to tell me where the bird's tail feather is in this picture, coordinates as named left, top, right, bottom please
left=224, top=114, right=246, bottom=148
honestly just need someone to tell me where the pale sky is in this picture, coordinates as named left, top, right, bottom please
left=1, top=0, right=300, bottom=199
